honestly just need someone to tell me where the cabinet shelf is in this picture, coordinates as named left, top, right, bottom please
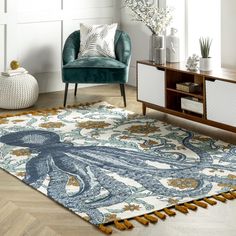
left=166, top=88, right=203, bottom=99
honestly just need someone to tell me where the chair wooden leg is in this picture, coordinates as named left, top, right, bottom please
left=120, top=84, right=126, bottom=107
left=120, top=84, right=123, bottom=96
left=74, top=83, right=78, bottom=96
left=64, top=83, right=69, bottom=107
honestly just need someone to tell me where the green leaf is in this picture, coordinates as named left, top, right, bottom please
left=199, top=37, right=212, bottom=58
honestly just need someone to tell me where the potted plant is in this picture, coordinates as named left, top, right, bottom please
left=199, top=37, right=212, bottom=71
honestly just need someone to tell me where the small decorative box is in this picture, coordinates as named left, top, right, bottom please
left=181, top=97, right=203, bottom=114
left=176, top=82, right=200, bottom=93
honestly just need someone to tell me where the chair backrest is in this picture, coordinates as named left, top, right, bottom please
left=114, top=30, right=132, bottom=66
left=62, top=30, right=131, bottom=66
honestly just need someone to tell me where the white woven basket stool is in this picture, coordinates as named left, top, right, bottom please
left=0, top=74, right=39, bottom=109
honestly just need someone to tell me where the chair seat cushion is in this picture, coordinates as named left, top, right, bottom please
left=63, top=57, right=126, bottom=69
left=62, top=57, right=128, bottom=84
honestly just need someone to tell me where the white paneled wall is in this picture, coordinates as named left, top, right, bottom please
left=221, top=0, right=236, bottom=69
left=0, top=25, right=4, bottom=72
left=0, top=0, right=120, bottom=93
left=0, top=1, right=4, bottom=12
left=17, top=22, right=62, bottom=74
left=67, top=0, right=113, bottom=9
left=0, top=0, right=5, bottom=72
left=17, top=0, right=61, bottom=12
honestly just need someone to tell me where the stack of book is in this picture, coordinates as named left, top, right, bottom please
left=1, top=67, right=28, bottom=77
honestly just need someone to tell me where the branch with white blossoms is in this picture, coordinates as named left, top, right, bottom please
left=124, top=0, right=173, bottom=35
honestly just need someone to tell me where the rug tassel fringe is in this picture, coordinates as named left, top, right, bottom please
left=221, top=193, right=235, bottom=200
left=212, top=195, right=227, bottom=202
left=134, top=216, right=149, bottom=225
left=203, top=198, right=217, bottom=205
left=144, top=214, right=158, bottom=223
left=98, top=224, right=113, bottom=235
left=114, top=220, right=127, bottom=230
left=192, top=200, right=208, bottom=208
left=175, top=205, right=188, bottom=214
left=96, top=190, right=236, bottom=235
left=183, top=202, right=198, bottom=211
left=0, top=101, right=101, bottom=119
left=163, top=208, right=176, bottom=216
left=124, top=219, right=134, bottom=229
left=154, top=211, right=166, bottom=220
left=230, top=191, right=236, bottom=198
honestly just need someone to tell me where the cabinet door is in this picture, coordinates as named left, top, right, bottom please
left=206, top=79, right=236, bottom=127
left=137, top=63, right=165, bottom=107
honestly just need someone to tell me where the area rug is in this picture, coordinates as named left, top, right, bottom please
left=0, top=102, right=236, bottom=234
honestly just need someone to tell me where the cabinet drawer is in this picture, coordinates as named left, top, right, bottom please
left=181, top=97, right=203, bottom=114
left=137, top=63, right=165, bottom=107
left=206, top=80, right=236, bottom=127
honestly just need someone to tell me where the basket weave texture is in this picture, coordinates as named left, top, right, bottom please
left=0, top=74, right=39, bottom=109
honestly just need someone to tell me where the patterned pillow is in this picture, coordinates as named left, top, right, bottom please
left=78, top=23, right=118, bottom=59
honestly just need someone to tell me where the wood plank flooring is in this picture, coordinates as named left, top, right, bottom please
left=0, top=84, right=236, bottom=236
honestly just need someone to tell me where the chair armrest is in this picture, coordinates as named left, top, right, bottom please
left=115, top=32, right=132, bottom=66
left=62, top=31, right=81, bottom=65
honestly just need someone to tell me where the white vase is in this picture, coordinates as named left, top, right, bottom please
left=149, top=34, right=164, bottom=61
left=166, top=28, right=180, bottom=63
left=199, top=58, right=212, bottom=71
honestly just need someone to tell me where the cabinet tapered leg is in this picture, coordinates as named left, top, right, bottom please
left=142, top=103, right=146, bottom=116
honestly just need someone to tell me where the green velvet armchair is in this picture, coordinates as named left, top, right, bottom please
left=62, top=30, right=132, bottom=107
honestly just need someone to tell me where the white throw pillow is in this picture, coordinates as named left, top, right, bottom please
left=78, top=23, right=118, bottom=59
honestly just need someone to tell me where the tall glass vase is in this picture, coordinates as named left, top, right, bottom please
left=149, top=34, right=164, bottom=62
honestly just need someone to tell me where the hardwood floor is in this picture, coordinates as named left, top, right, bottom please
left=0, top=84, right=236, bottom=236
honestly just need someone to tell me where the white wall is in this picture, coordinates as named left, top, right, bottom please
left=0, top=0, right=120, bottom=93
left=221, top=0, right=236, bottom=69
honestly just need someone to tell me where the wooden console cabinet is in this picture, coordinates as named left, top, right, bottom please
left=137, top=60, right=236, bottom=132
